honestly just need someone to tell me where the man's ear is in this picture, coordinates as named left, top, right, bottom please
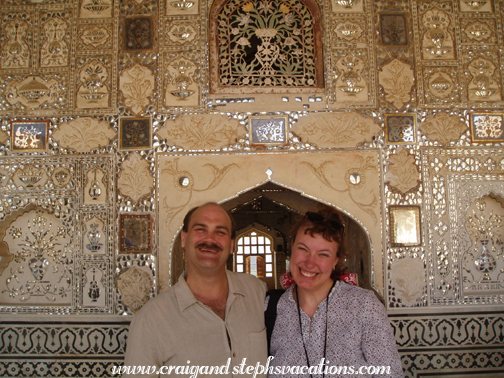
left=181, top=231, right=187, bottom=249
left=229, top=239, right=235, bottom=256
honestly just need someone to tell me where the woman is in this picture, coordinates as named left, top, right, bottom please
left=267, top=206, right=403, bottom=378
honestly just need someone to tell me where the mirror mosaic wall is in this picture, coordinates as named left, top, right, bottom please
left=0, top=0, right=503, bottom=376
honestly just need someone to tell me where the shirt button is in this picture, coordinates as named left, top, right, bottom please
left=233, top=353, right=236, bottom=357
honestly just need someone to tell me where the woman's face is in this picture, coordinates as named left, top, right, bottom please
left=290, top=226, right=340, bottom=294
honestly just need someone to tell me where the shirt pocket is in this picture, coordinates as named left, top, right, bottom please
left=246, top=328, right=268, bottom=367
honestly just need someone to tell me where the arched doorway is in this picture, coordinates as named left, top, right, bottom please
left=171, top=182, right=374, bottom=294
left=224, top=182, right=373, bottom=292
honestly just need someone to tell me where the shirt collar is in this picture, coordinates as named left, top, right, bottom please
left=174, top=270, right=245, bottom=312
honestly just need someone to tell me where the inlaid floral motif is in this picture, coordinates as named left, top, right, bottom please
left=158, top=114, right=245, bottom=150
left=117, top=267, right=152, bottom=313
left=293, top=112, right=380, bottom=148
left=1, top=210, right=72, bottom=304
left=53, top=118, right=116, bottom=152
left=119, top=63, right=155, bottom=114
left=420, top=113, right=467, bottom=145
left=386, top=148, right=420, bottom=194
left=214, top=0, right=318, bottom=89
left=379, top=59, right=414, bottom=110
left=118, top=153, right=153, bottom=202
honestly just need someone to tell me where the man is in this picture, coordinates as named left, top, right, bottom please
left=123, top=202, right=268, bottom=377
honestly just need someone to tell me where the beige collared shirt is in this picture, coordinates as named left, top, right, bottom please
left=124, top=270, right=268, bottom=377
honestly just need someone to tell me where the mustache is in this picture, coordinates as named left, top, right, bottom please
left=195, top=242, right=223, bottom=252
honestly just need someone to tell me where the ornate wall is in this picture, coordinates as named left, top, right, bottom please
left=0, top=0, right=503, bottom=376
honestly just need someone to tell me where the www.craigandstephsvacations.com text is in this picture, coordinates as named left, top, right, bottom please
left=113, top=357, right=392, bottom=377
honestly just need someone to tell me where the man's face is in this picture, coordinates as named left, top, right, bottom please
left=181, top=203, right=234, bottom=276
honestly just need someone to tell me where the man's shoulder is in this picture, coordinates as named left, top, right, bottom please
left=227, top=271, right=267, bottom=294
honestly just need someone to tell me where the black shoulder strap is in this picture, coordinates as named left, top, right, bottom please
left=265, top=289, right=285, bottom=353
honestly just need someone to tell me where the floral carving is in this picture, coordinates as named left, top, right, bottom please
left=119, top=63, right=154, bottom=114
left=386, top=148, right=420, bottom=194
left=161, top=158, right=238, bottom=223
left=158, top=114, right=245, bottom=150
left=420, top=113, right=467, bottom=145
left=118, top=153, right=153, bottom=202
left=0, top=129, right=8, bottom=145
left=117, top=267, right=152, bottom=313
left=301, top=155, right=379, bottom=222
left=390, top=257, right=425, bottom=306
left=379, top=58, right=414, bottom=110
left=293, top=112, right=381, bottom=148
left=53, top=118, right=116, bottom=152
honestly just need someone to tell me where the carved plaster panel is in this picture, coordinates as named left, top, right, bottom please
left=389, top=257, right=426, bottom=306
left=76, top=56, right=112, bottom=109
left=424, top=68, right=458, bottom=103
left=3, top=75, right=66, bottom=111
left=331, top=0, right=365, bottom=13
left=77, top=22, right=114, bottom=51
left=1, top=16, right=32, bottom=69
left=459, top=0, right=493, bottom=12
left=379, top=58, right=414, bottom=110
left=39, top=14, right=71, bottom=68
left=419, top=5, right=456, bottom=60
left=291, top=112, right=381, bottom=148
left=334, top=53, right=369, bottom=104
left=165, top=21, right=198, bottom=45
left=422, top=147, right=504, bottom=305
left=165, top=0, right=199, bottom=15
left=460, top=19, right=497, bottom=44
left=386, top=148, right=420, bottom=194
left=53, top=117, right=116, bottom=152
left=420, top=112, right=468, bottom=145
left=157, top=114, right=246, bottom=150
left=156, top=150, right=384, bottom=293
left=464, top=52, right=502, bottom=102
left=0, top=129, right=8, bottom=145
left=119, top=63, right=155, bottom=115
left=79, top=0, right=113, bottom=18
left=117, top=152, right=153, bottom=203
left=117, top=266, right=152, bottom=313
left=333, top=19, right=365, bottom=42
left=164, top=56, right=199, bottom=108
